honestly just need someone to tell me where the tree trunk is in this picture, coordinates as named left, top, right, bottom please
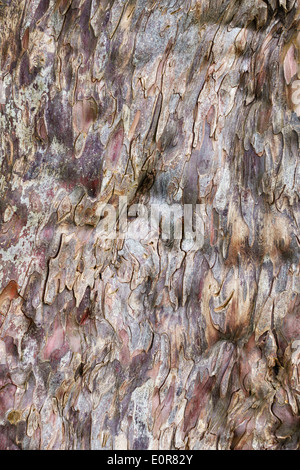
left=0, top=0, right=299, bottom=450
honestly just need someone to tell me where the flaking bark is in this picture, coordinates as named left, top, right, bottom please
left=0, top=0, right=300, bottom=450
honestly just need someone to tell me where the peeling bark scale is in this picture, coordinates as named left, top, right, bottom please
left=0, top=0, right=300, bottom=450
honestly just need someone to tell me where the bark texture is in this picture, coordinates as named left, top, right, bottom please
left=0, top=0, right=300, bottom=450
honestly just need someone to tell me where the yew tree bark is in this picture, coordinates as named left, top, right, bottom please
left=0, top=0, right=300, bottom=450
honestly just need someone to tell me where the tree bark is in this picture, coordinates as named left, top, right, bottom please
left=0, top=0, right=299, bottom=450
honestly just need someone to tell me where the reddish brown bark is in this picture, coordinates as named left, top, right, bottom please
left=0, top=0, right=299, bottom=450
